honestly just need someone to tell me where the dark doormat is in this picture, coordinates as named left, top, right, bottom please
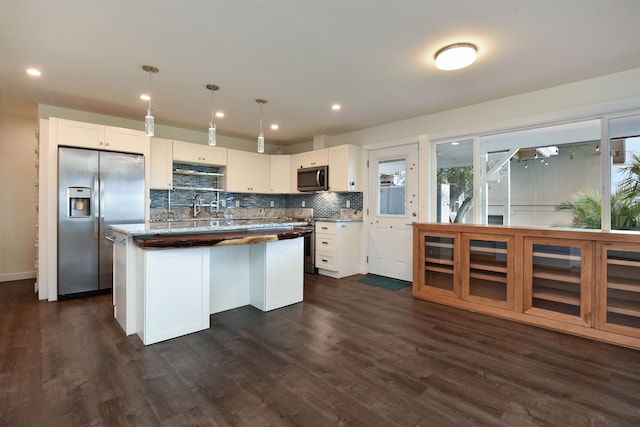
left=358, top=274, right=411, bottom=290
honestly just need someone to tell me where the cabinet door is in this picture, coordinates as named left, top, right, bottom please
left=292, top=149, right=329, bottom=169
left=201, top=145, right=227, bottom=166
left=270, top=155, right=291, bottom=193
left=150, top=138, right=173, bottom=190
left=461, top=233, right=516, bottom=310
left=414, top=230, right=459, bottom=299
left=173, top=140, right=203, bottom=163
left=524, top=238, right=592, bottom=326
left=329, top=145, right=361, bottom=192
left=57, top=119, right=104, bottom=148
left=227, top=150, right=270, bottom=193
left=596, top=243, right=640, bottom=338
left=104, top=126, right=148, bottom=153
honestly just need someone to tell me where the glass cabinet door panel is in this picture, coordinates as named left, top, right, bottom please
left=468, top=239, right=508, bottom=301
left=531, top=244, right=582, bottom=317
left=424, top=235, right=455, bottom=291
left=462, top=234, right=514, bottom=309
left=604, top=248, right=640, bottom=330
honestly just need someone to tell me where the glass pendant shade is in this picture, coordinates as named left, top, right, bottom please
left=142, top=65, right=159, bottom=136
left=206, top=84, right=220, bottom=147
left=145, top=108, right=154, bottom=136
left=257, top=131, right=265, bottom=153
left=208, top=122, right=216, bottom=146
left=256, top=98, right=267, bottom=153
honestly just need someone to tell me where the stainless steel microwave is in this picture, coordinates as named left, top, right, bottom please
left=297, top=165, right=329, bottom=192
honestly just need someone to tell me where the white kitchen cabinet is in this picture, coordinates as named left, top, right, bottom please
left=226, top=149, right=270, bottom=193
left=138, top=247, right=210, bottom=345
left=173, top=140, right=227, bottom=166
left=250, top=238, right=304, bottom=311
left=328, top=144, right=362, bottom=192
left=270, top=155, right=291, bottom=193
left=57, top=118, right=148, bottom=154
left=291, top=148, right=329, bottom=169
left=315, top=221, right=363, bottom=278
left=150, top=138, right=173, bottom=189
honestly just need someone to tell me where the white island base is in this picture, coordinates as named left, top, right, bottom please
left=115, top=236, right=303, bottom=345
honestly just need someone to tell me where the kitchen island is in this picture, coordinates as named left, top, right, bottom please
left=109, top=220, right=310, bottom=345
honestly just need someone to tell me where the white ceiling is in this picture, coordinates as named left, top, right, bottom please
left=1, top=0, right=639, bottom=146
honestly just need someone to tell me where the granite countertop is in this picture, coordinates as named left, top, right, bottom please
left=313, top=218, right=363, bottom=223
left=110, top=219, right=310, bottom=237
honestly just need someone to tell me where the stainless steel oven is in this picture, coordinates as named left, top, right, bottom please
left=300, top=225, right=316, bottom=274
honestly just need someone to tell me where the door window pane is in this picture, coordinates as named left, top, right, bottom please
left=378, top=158, right=405, bottom=215
left=437, top=139, right=473, bottom=223
left=610, top=114, right=640, bottom=231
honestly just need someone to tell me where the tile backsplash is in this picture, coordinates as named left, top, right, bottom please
left=150, top=162, right=363, bottom=221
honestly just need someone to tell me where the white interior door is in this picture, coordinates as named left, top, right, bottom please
left=367, top=144, right=418, bottom=281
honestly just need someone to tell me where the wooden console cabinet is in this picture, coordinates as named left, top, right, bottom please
left=413, top=223, right=640, bottom=350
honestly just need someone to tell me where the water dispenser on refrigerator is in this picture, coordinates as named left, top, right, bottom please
left=67, top=187, right=91, bottom=218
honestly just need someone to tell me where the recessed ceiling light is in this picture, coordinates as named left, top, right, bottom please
left=26, top=68, right=41, bottom=77
left=271, top=124, right=279, bottom=130
left=331, top=104, right=341, bottom=111
left=435, top=43, right=477, bottom=71
left=215, top=112, right=224, bottom=118
left=140, top=94, right=150, bottom=101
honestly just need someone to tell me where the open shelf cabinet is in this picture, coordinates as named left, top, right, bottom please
left=596, top=243, right=640, bottom=338
left=524, top=238, right=593, bottom=326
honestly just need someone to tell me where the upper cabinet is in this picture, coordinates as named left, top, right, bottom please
left=226, top=150, right=270, bottom=193
left=173, top=140, right=227, bottom=166
left=270, top=155, right=291, bottom=193
left=57, top=118, right=148, bottom=154
left=150, top=138, right=173, bottom=190
left=328, top=144, right=362, bottom=192
left=291, top=148, right=328, bottom=169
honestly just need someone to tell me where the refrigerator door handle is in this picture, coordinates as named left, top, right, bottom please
left=93, top=172, right=100, bottom=240
left=99, top=172, right=105, bottom=239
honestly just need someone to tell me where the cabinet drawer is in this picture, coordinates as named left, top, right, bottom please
left=315, top=222, right=336, bottom=234
left=316, top=234, right=336, bottom=252
left=316, top=251, right=337, bottom=271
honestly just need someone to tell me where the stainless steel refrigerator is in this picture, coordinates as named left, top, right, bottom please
left=58, top=147, right=145, bottom=297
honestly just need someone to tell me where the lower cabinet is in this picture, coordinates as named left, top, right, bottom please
left=139, top=247, right=211, bottom=345
left=316, top=221, right=362, bottom=278
left=413, top=223, right=640, bottom=350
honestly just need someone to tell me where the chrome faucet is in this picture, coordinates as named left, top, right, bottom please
left=193, top=194, right=203, bottom=217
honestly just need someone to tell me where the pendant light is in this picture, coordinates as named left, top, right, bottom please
left=206, top=84, right=220, bottom=146
left=142, top=65, right=159, bottom=136
left=255, top=98, right=267, bottom=153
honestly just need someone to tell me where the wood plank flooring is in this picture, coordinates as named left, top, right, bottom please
left=1, top=274, right=639, bottom=426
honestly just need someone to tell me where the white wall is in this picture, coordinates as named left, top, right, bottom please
left=0, top=113, right=37, bottom=282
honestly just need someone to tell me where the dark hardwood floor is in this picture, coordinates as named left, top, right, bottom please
left=1, top=275, right=639, bottom=426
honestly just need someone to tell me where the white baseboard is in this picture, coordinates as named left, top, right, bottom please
left=0, top=271, right=36, bottom=282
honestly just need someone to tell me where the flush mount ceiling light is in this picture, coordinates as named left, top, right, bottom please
left=26, top=68, right=41, bottom=77
left=142, top=65, right=159, bottom=136
left=206, top=84, right=220, bottom=146
left=256, top=99, right=267, bottom=153
left=434, top=43, right=477, bottom=71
